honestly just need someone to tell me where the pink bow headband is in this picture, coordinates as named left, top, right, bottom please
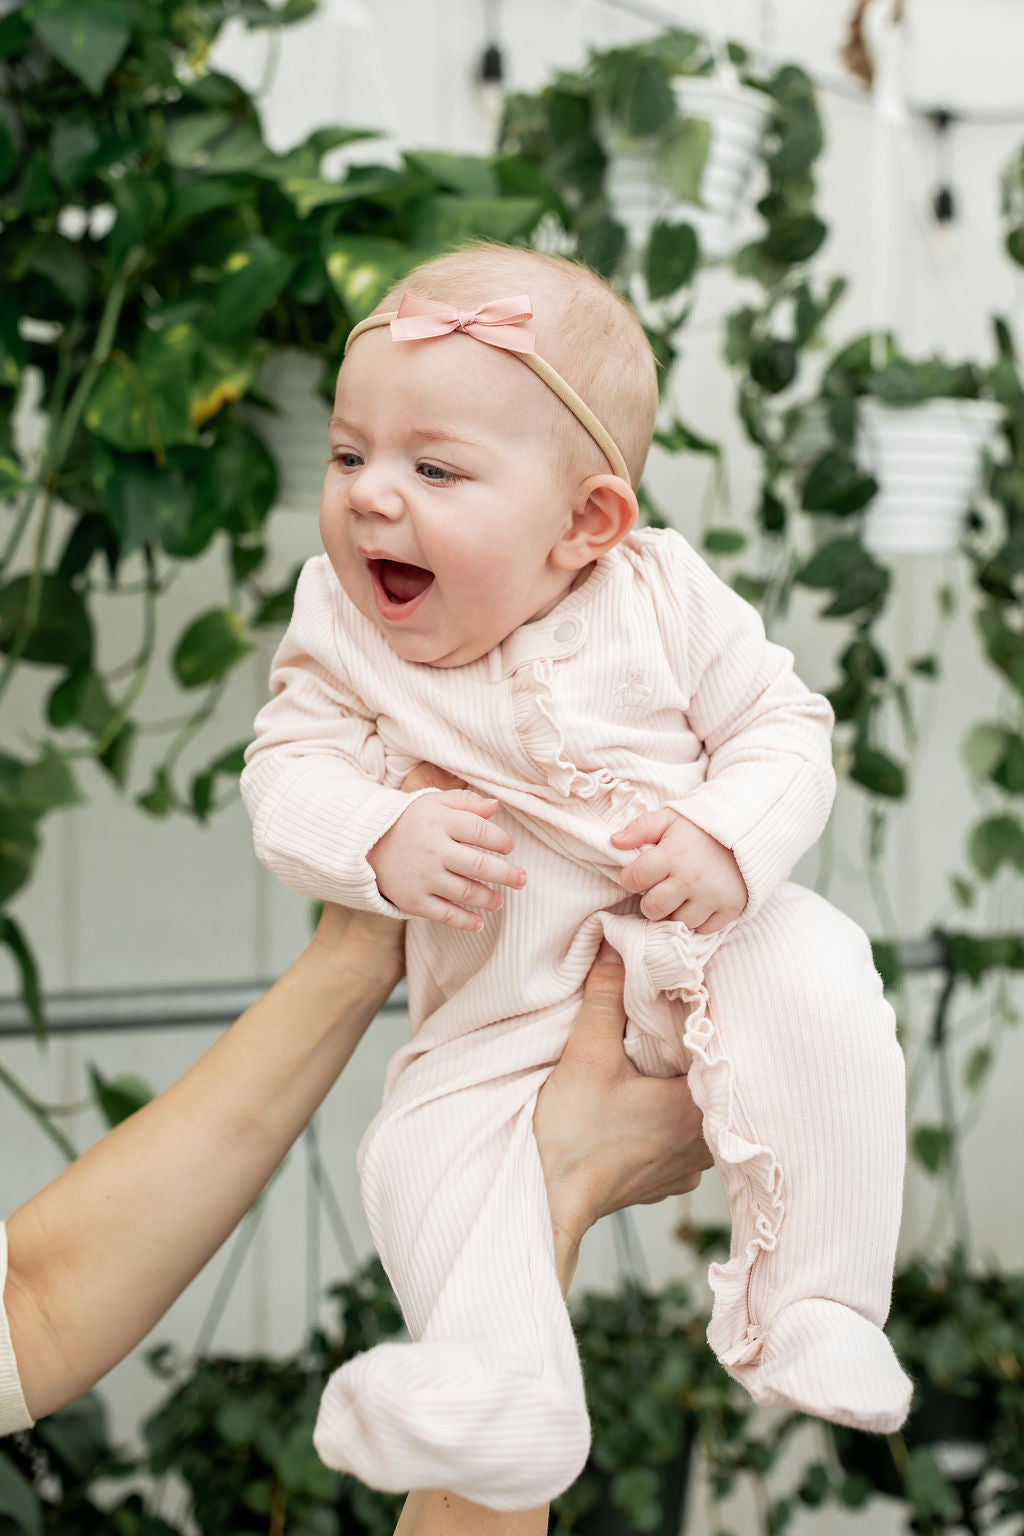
left=343, top=293, right=631, bottom=485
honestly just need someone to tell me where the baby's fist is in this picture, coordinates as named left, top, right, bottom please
left=611, top=806, right=747, bottom=934
left=368, top=789, right=526, bottom=931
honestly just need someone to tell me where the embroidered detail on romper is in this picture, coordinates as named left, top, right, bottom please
left=613, top=667, right=653, bottom=711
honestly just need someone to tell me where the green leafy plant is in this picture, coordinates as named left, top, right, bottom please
left=833, top=1258, right=1024, bottom=1535
left=0, top=1255, right=835, bottom=1536
left=498, top=30, right=826, bottom=406
left=0, top=0, right=552, bottom=1042
left=1, top=1390, right=178, bottom=1536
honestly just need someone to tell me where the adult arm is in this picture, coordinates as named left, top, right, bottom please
left=4, top=904, right=404, bottom=1421
left=394, top=946, right=711, bottom=1536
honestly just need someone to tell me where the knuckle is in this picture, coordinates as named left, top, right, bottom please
left=623, top=862, right=645, bottom=893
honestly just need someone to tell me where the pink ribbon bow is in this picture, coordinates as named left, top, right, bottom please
left=390, top=293, right=537, bottom=354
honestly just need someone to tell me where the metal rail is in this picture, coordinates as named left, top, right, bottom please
left=0, top=979, right=409, bottom=1038
left=0, top=940, right=955, bottom=1040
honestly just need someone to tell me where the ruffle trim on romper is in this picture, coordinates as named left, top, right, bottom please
left=511, top=657, right=783, bottom=1369
left=510, top=662, right=649, bottom=823
left=643, top=922, right=785, bottom=1370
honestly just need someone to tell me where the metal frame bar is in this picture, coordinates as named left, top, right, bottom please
left=0, top=941, right=951, bottom=1041
left=0, top=980, right=409, bottom=1038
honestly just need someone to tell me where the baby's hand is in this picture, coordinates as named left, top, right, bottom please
left=368, top=790, right=526, bottom=931
left=610, top=807, right=747, bottom=934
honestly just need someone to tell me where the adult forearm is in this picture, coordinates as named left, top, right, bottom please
left=393, top=1491, right=548, bottom=1536
left=6, top=910, right=402, bottom=1418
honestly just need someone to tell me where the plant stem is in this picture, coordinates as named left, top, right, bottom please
left=931, top=944, right=972, bottom=1264
left=0, top=266, right=135, bottom=705
left=93, top=562, right=159, bottom=759
left=0, top=489, right=55, bottom=702
left=163, top=676, right=230, bottom=778
left=0, top=320, right=78, bottom=581
left=50, top=266, right=134, bottom=470
left=0, top=1059, right=78, bottom=1163
left=0, top=479, right=43, bottom=579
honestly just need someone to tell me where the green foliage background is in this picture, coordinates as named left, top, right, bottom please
left=3, top=4, right=1024, bottom=1534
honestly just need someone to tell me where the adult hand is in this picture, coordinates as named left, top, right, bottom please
left=312, top=901, right=405, bottom=991
left=533, top=942, right=711, bottom=1292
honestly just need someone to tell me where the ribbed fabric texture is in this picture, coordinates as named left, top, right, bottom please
left=0, top=1222, right=34, bottom=1437
left=243, top=527, right=911, bottom=1508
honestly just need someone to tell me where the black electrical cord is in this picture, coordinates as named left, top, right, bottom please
left=479, top=0, right=505, bottom=86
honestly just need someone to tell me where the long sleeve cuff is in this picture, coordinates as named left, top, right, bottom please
left=0, top=1223, right=34, bottom=1437
left=243, top=755, right=439, bottom=916
left=666, top=753, right=836, bottom=918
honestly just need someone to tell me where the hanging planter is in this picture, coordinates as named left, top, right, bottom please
left=857, top=397, right=1002, bottom=555
left=670, top=77, right=772, bottom=259
left=604, top=78, right=770, bottom=261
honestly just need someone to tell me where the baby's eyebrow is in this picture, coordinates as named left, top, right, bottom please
left=328, top=415, right=486, bottom=452
left=407, top=425, right=487, bottom=450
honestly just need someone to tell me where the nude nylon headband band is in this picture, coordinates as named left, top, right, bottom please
left=344, top=295, right=632, bottom=486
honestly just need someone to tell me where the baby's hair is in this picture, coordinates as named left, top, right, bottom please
left=374, top=242, right=658, bottom=487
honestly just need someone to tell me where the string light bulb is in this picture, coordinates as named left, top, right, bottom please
left=929, top=108, right=957, bottom=224
left=477, top=0, right=505, bottom=126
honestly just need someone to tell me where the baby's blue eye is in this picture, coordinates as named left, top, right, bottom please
left=418, top=462, right=454, bottom=481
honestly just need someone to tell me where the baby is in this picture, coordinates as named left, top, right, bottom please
left=242, top=243, right=911, bottom=1510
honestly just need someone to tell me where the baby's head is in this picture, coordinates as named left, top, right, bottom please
left=322, top=243, right=658, bottom=667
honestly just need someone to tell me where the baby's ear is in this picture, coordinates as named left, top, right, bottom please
left=550, top=475, right=639, bottom=571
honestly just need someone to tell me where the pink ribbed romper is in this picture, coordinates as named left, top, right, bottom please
left=242, top=526, right=911, bottom=1509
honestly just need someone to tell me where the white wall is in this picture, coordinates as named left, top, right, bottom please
left=2, top=3, right=1023, bottom=1530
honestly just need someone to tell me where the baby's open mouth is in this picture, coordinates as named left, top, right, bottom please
left=369, top=558, right=435, bottom=607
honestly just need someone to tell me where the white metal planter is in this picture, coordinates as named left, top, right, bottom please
left=604, top=79, right=770, bottom=260
left=857, top=398, right=1003, bottom=556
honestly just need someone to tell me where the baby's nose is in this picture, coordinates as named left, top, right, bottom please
left=348, top=466, right=405, bottom=520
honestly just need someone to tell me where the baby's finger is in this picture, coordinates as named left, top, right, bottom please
left=609, top=807, right=675, bottom=850
left=418, top=896, right=486, bottom=933
left=438, top=872, right=505, bottom=913
left=449, top=808, right=516, bottom=856
left=401, top=762, right=465, bottom=795
left=440, top=788, right=501, bottom=821
left=447, top=844, right=527, bottom=891
left=618, top=847, right=670, bottom=896
left=640, top=877, right=688, bottom=922
left=669, top=898, right=713, bottom=931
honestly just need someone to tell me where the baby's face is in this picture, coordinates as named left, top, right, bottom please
left=321, top=328, right=582, bottom=667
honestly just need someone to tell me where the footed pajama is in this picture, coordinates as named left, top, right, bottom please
left=312, top=880, right=910, bottom=1508
left=242, top=528, right=911, bottom=1510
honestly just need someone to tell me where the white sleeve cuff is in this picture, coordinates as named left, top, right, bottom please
left=0, top=1222, right=35, bottom=1437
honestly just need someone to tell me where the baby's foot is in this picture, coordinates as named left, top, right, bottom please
left=737, top=1297, right=913, bottom=1432
left=314, top=1338, right=591, bottom=1510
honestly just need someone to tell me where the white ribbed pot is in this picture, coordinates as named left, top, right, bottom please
left=251, top=349, right=332, bottom=515
left=857, top=398, right=1003, bottom=556
left=671, top=78, right=771, bottom=258
left=604, top=79, right=770, bottom=258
